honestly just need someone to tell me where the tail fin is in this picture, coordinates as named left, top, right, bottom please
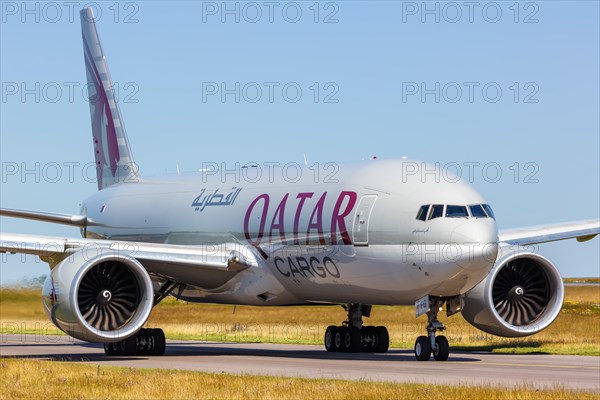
left=80, top=7, right=139, bottom=190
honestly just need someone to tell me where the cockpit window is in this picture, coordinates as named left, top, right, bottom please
left=419, top=203, right=494, bottom=221
left=469, top=204, right=487, bottom=218
left=429, top=204, right=444, bottom=220
left=445, top=205, right=468, bottom=218
left=416, top=205, right=430, bottom=221
left=482, top=204, right=496, bottom=220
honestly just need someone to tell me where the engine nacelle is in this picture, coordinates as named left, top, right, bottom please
left=461, top=246, right=564, bottom=337
left=42, top=249, right=154, bottom=343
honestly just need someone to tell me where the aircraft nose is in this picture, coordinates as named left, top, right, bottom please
left=451, top=219, right=498, bottom=245
left=451, top=219, right=499, bottom=272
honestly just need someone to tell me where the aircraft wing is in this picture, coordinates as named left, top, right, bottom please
left=498, top=219, right=600, bottom=246
left=0, top=232, right=257, bottom=289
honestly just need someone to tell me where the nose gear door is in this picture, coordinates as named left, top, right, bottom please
left=352, top=195, right=377, bottom=246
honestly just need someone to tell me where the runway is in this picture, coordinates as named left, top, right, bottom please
left=1, top=334, right=598, bottom=391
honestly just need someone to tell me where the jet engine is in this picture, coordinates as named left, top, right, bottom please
left=42, top=249, right=154, bottom=343
left=461, top=246, right=564, bottom=337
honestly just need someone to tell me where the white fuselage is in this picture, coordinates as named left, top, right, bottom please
left=82, top=159, right=499, bottom=306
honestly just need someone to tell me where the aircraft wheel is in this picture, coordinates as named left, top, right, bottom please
left=119, top=335, right=137, bottom=356
left=360, top=326, right=375, bottom=352
left=150, top=328, right=166, bottom=356
left=334, top=327, right=346, bottom=352
left=414, top=336, right=431, bottom=361
left=344, top=327, right=361, bottom=352
left=103, top=342, right=117, bottom=356
left=325, top=326, right=337, bottom=352
left=374, top=326, right=389, bottom=353
left=433, top=335, right=449, bottom=361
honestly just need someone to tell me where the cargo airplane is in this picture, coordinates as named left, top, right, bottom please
left=1, top=8, right=598, bottom=361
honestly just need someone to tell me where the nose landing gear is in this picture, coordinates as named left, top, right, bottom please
left=414, top=296, right=454, bottom=361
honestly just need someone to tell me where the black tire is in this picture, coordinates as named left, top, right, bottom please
left=109, top=342, right=121, bottom=356
left=414, top=336, right=431, bottom=361
left=334, top=327, right=346, bottom=352
left=433, top=335, right=449, bottom=361
left=361, top=326, right=376, bottom=352
left=119, top=335, right=137, bottom=356
left=374, top=326, right=389, bottom=353
left=151, top=328, right=166, bottom=356
left=103, top=342, right=116, bottom=356
left=344, top=327, right=361, bottom=352
left=324, top=326, right=337, bottom=352
left=135, top=329, right=150, bottom=356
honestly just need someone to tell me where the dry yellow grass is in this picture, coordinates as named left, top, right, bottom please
left=564, top=285, right=600, bottom=303
left=1, top=284, right=599, bottom=355
left=563, top=277, right=600, bottom=284
left=0, top=358, right=595, bottom=400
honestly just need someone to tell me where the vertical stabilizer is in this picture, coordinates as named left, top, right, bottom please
left=80, top=7, right=138, bottom=190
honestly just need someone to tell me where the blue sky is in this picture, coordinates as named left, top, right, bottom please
left=1, top=1, right=599, bottom=284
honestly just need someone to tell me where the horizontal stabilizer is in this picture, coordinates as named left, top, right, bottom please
left=0, top=208, right=90, bottom=227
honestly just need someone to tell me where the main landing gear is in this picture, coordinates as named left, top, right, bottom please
left=103, top=280, right=182, bottom=357
left=104, top=328, right=166, bottom=356
left=414, top=297, right=452, bottom=362
left=324, top=304, right=390, bottom=353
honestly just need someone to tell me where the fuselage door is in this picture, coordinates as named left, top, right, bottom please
left=352, top=194, right=377, bottom=246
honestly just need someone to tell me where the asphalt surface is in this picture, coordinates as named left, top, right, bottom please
left=1, top=334, right=598, bottom=391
